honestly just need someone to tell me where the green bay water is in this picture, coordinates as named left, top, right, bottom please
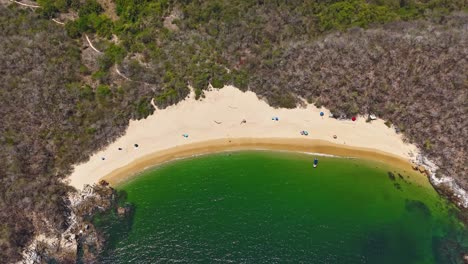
left=96, top=151, right=466, bottom=263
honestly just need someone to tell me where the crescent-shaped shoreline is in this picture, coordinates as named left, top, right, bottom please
left=69, top=86, right=421, bottom=189
left=99, top=138, right=423, bottom=187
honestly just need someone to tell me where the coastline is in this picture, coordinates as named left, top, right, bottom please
left=69, top=85, right=421, bottom=189
left=100, top=138, right=422, bottom=187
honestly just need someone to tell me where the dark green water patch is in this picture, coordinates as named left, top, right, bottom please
left=388, top=171, right=396, bottom=181
left=96, top=151, right=466, bottom=263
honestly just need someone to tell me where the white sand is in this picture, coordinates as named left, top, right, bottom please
left=68, top=85, right=420, bottom=189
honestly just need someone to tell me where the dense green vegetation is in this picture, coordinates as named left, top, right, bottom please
left=1, top=0, right=467, bottom=262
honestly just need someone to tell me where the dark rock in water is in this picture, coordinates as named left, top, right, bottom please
left=405, top=199, right=431, bottom=217
left=388, top=172, right=396, bottom=181
left=432, top=232, right=468, bottom=263
left=397, top=173, right=409, bottom=183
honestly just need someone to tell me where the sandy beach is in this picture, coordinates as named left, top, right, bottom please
left=68, top=85, right=420, bottom=189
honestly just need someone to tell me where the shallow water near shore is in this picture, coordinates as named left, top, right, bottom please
left=95, top=151, right=466, bottom=263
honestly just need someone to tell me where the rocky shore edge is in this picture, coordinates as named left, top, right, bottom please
left=19, top=181, right=129, bottom=264
left=411, top=154, right=467, bottom=209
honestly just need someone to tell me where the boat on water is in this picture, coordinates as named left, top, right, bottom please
left=313, top=158, right=319, bottom=168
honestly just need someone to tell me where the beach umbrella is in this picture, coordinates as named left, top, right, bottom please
left=352, top=117, right=356, bottom=121
left=320, top=112, right=324, bottom=117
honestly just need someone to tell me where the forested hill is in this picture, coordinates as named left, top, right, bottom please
left=1, top=0, right=467, bottom=262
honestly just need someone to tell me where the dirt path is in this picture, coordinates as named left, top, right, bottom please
left=85, top=34, right=143, bottom=83
left=9, top=0, right=143, bottom=85
left=52, top=18, right=65, bottom=25
left=9, top=0, right=66, bottom=25
left=9, top=0, right=39, bottom=8
left=85, top=34, right=102, bottom=53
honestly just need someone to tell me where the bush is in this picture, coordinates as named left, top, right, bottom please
left=231, top=70, right=249, bottom=91
left=96, top=84, right=111, bottom=98
left=271, top=93, right=297, bottom=109
left=37, top=0, right=59, bottom=18
left=134, top=99, right=153, bottom=119
left=90, top=14, right=114, bottom=39
left=65, top=20, right=82, bottom=38
left=424, top=139, right=432, bottom=150
left=78, top=0, right=103, bottom=17
left=105, top=44, right=126, bottom=65
left=155, top=88, right=177, bottom=107
left=319, top=0, right=397, bottom=31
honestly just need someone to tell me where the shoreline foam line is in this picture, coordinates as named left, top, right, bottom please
left=99, top=138, right=419, bottom=187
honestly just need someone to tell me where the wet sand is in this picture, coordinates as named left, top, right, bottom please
left=102, top=138, right=420, bottom=186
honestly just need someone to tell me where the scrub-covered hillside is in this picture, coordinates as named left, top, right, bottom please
left=0, top=0, right=466, bottom=262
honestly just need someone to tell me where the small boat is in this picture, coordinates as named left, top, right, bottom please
left=313, top=158, right=318, bottom=168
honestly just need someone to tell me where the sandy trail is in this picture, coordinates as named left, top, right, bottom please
left=69, top=86, right=420, bottom=189
left=85, top=34, right=101, bottom=53
left=52, top=18, right=65, bottom=25
left=8, top=0, right=39, bottom=8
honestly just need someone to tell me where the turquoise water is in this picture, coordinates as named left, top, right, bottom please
left=96, top=151, right=466, bottom=263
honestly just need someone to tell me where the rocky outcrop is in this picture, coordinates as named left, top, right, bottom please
left=19, top=182, right=118, bottom=263
left=412, top=154, right=467, bottom=209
